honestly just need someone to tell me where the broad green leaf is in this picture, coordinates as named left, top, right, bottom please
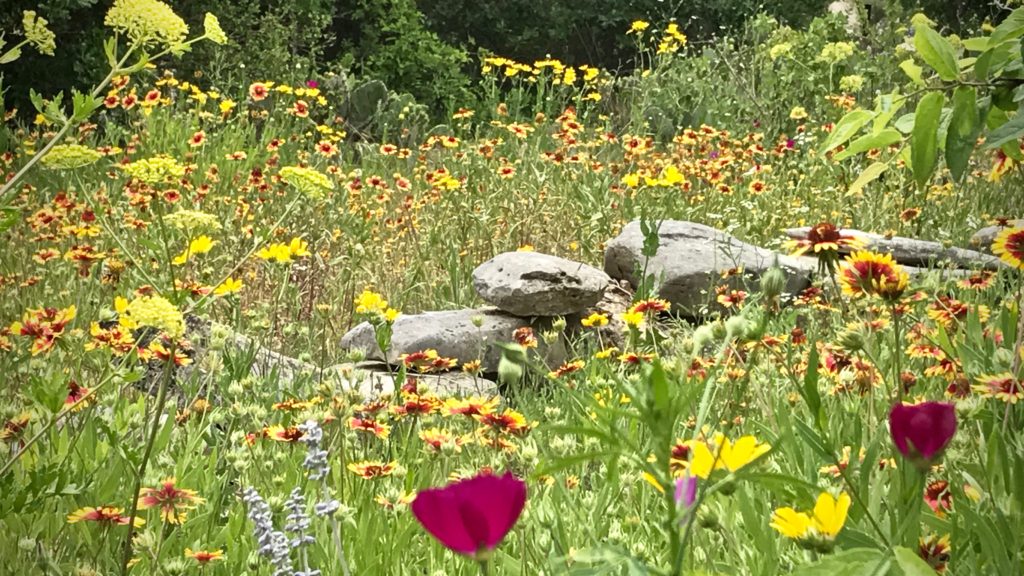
left=990, top=7, right=1024, bottom=47
left=791, top=548, right=885, bottom=576
left=982, top=109, right=1024, bottom=150
left=821, top=109, right=874, bottom=154
left=899, top=59, right=924, bottom=86
left=911, top=92, right=944, bottom=189
left=894, top=547, right=939, bottom=576
left=961, top=37, right=990, bottom=52
left=945, top=86, right=980, bottom=182
left=973, top=42, right=1016, bottom=81
left=848, top=162, right=888, bottom=196
left=986, top=106, right=1024, bottom=160
left=894, top=112, right=916, bottom=134
left=914, top=24, right=960, bottom=81
left=834, top=129, right=902, bottom=160
left=873, top=91, right=905, bottom=132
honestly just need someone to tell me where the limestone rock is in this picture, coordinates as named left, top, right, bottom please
left=339, top=307, right=538, bottom=372
left=970, top=220, right=1023, bottom=254
left=473, top=251, right=610, bottom=316
left=784, top=227, right=1005, bottom=270
left=604, top=220, right=814, bottom=313
left=328, top=363, right=498, bottom=398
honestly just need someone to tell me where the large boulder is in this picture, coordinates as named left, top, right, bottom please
left=970, top=220, right=1023, bottom=254
left=473, top=251, right=610, bottom=316
left=339, top=307, right=555, bottom=372
left=604, top=220, right=814, bottom=313
left=784, top=227, right=1005, bottom=270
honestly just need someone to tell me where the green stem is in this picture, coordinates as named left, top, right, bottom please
left=120, top=345, right=177, bottom=575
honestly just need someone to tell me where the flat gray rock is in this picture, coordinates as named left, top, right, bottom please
left=784, top=227, right=1005, bottom=270
left=473, top=251, right=610, bottom=316
left=604, top=220, right=814, bottom=313
left=969, top=220, right=1023, bottom=254
left=339, top=307, right=536, bottom=372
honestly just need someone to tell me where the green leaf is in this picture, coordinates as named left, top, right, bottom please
left=899, top=59, right=924, bottom=87
left=974, top=42, right=1016, bottom=81
left=791, top=548, right=885, bottom=576
left=793, top=419, right=832, bottom=460
left=961, top=37, right=990, bottom=52
left=990, top=7, right=1024, bottom=47
left=914, top=24, right=960, bottom=81
left=848, top=162, right=889, bottom=196
left=834, top=129, right=902, bottom=161
left=648, top=360, right=669, bottom=415
left=821, top=109, right=874, bottom=155
left=982, top=109, right=1024, bottom=150
left=910, top=92, right=944, bottom=189
left=893, top=547, right=936, bottom=576
left=802, top=344, right=821, bottom=423
left=0, top=207, right=18, bottom=233
left=945, top=87, right=980, bottom=182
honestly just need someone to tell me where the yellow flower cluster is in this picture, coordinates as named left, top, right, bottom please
left=279, top=166, right=334, bottom=199
left=839, top=74, right=864, bottom=93
left=164, top=209, right=221, bottom=233
left=104, top=0, right=189, bottom=52
left=657, top=22, right=688, bottom=54
left=22, top=11, right=56, bottom=56
left=818, top=41, right=855, bottom=64
left=41, top=144, right=102, bottom=170
left=117, top=295, right=185, bottom=339
left=257, top=238, right=310, bottom=264
left=121, top=155, right=186, bottom=184
left=482, top=56, right=602, bottom=86
left=768, top=42, right=793, bottom=60
left=354, top=289, right=400, bottom=322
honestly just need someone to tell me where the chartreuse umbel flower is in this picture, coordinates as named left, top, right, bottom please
left=163, top=209, right=221, bottom=233
left=104, top=0, right=189, bottom=52
left=280, top=165, right=334, bottom=199
left=202, top=13, right=227, bottom=45
left=412, top=472, right=526, bottom=561
left=121, top=155, right=186, bottom=184
left=41, top=144, right=102, bottom=169
left=117, top=295, right=185, bottom=339
left=22, top=11, right=56, bottom=56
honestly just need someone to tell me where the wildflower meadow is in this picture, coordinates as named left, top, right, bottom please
left=1, top=1, right=1024, bottom=575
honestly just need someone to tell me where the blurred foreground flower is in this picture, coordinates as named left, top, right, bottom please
left=411, top=471, right=526, bottom=561
left=992, top=226, right=1024, bottom=269
left=889, top=401, right=956, bottom=471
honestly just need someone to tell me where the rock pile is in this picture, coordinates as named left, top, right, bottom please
left=162, top=218, right=1014, bottom=401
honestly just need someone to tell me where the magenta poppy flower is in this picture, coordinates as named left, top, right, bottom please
left=411, top=471, right=526, bottom=559
left=889, top=401, right=956, bottom=469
